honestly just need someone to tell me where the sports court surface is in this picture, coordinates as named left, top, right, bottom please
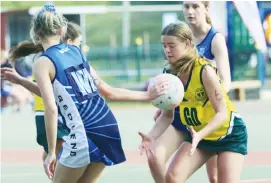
left=1, top=100, right=271, bottom=183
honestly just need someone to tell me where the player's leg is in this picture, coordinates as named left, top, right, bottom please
left=217, top=151, right=244, bottom=183
left=217, top=116, right=247, bottom=183
left=206, top=155, right=218, bottom=183
left=148, top=125, right=186, bottom=183
left=53, top=138, right=94, bottom=183
left=77, top=162, right=106, bottom=183
left=53, top=162, right=88, bottom=183
left=165, top=142, right=213, bottom=183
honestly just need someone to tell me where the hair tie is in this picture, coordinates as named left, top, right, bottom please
left=40, top=3, right=56, bottom=15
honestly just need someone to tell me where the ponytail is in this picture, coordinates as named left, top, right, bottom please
left=9, top=40, right=43, bottom=62
left=206, top=14, right=212, bottom=25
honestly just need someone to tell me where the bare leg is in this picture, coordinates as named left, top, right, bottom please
left=53, top=162, right=87, bottom=183
left=217, top=151, right=245, bottom=183
left=148, top=125, right=185, bottom=183
left=206, top=155, right=218, bottom=183
left=166, top=142, right=213, bottom=183
left=77, top=162, right=106, bottom=183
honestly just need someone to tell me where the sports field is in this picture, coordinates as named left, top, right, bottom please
left=1, top=100, right=271, bottom=183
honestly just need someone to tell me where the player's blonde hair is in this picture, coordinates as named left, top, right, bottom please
left=202, top=1, right=212, bottom=25
left=162, top=21, right=198, bottom=76
left=10, top=22, right=81, bottom=62
left=30, top=3, right=67, bottom=44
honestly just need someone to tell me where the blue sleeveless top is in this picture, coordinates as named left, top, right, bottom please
left=196, top=27, right=217, bottom=60
left=41, top=43, right=110, bottom=130
left=41, top=43, right=126, bottom=167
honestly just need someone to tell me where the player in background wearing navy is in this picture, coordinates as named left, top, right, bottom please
left=27, top=4, right=168, bottom=183
left=149, top=2, right=231, bottom=183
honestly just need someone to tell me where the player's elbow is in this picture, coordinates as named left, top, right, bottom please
left=98, top=83, right=117, bottom=100
left=106, top=93, right=117, bottom=101
left=104, top=88, right=118, bottom=101
left=223, top=80, right=231, bottom=93
left=45, top=105, right=58, bottom=116
left=104, top=87, right=125, bottom=101
left=217, top=108, right=228, bottom=122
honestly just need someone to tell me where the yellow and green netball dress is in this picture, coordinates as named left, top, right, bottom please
left=33, top=76, right=69, bottom=153
left=179, top=57, right=247, bottom=155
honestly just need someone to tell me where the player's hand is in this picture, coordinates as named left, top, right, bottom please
left=0, top=68, right=23, bottom=84
left=189, top=126, right=202, bottom=156
left=138, top=132, right=154, bottom=158
left=43, top=152, right=56, bottom=179
left=147, top=76, right=168, bottom=100
left=153, top=109, right=162, bottom=121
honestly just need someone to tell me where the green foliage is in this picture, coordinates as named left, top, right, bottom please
left=85, top=12, right=184, bottom=46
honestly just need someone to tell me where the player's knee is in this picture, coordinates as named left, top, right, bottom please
left=147, top=146, right=166, bottom=169
left=165, top=169, right=184, bottom=183
left=208, top=174, right=218, bottom=183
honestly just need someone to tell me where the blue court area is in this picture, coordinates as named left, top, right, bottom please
left=1, top=100, right=271, bottom=183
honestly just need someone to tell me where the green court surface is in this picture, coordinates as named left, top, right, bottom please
left=1, top=100, right=271, bottom=183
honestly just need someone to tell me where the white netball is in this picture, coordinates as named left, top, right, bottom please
left=148, top=73, right=184, bottom=110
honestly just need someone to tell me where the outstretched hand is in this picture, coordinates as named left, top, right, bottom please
left=147, top=76, right=169, bottom=100
left=138, top=132, right=154, bottom=158
left=0, top=68, right=23, bottom=84
left=43, top=153, right=56, bottom=179
left=189, top=126, right=202, bottom=156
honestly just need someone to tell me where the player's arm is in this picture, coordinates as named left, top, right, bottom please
left=90, top=65, right=165, bottom=101
left=211, top=33, right=231, bottom=92
left=0, top=67, right=41, bottom=96
left=198, top=66, right=228, bottom=139
left=33, top=56, right=58, bottom=155
left=19, top=78, right=41, bottom=96
left=147, top=109, right=174, bottom=140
